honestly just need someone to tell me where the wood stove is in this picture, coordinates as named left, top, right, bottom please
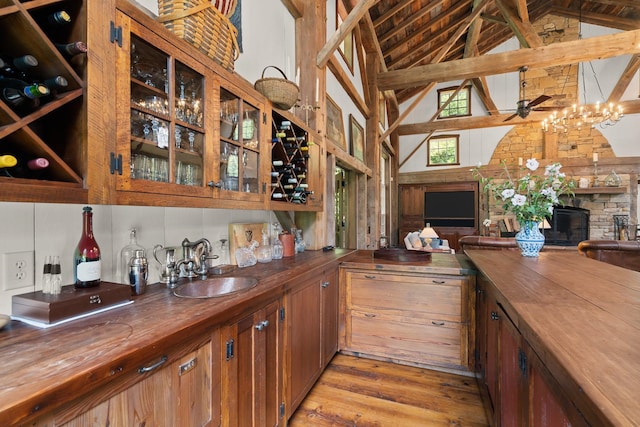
left=544, top=206, right=590, bottom=246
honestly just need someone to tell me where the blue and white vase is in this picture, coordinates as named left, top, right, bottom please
left=515, top=220, right=545, bottom=257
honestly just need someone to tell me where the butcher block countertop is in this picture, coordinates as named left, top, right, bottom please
left=466, top=250, right=640, bottom=427
left=0, top=249, right=354, bottom=426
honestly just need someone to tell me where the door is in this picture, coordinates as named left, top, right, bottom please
left=335, top=165, right=357, bottom=248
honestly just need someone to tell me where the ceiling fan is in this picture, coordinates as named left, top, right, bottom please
left=503, top=66, right=552, bottom=122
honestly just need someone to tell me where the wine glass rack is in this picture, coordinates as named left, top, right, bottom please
left=270, top=111, right=311, bottom=204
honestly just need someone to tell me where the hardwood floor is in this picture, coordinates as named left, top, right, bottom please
left=289, top=354, right=489, bottom=427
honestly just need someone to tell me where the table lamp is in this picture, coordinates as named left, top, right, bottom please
left=419, top=224, right=439, bottom=247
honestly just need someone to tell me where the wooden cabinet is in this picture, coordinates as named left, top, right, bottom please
left=286, top=265, right=339, bottom=416
left=0, top=0, right=88, bottom=203
left=342, top=266, right=473, bottom=371
left=475, top=277, right=588, bottom=427
left=108, top=4, right=268, bottom=207
left=221, top=299, right=284, bottom=427
left=58, top=334, right=219, bottom=427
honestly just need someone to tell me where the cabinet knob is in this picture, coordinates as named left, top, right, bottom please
left=490, top=311, right=500, bottom=321
left=255, top=320, right=269, bottom=331
left=208, top=181, right=223, bottom=188
left=321, top=281, right=330, bottom=288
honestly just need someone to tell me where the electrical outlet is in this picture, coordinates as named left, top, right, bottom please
left=2, top=251, right=35, bottom=291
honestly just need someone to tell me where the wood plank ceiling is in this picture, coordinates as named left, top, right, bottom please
left=345, top=0, right=640, bottom=133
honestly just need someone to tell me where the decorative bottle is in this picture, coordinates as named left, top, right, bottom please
left=256, top=230, right=273, bottom=263
left=120, top=228, right=144, bottom=285
left=74, top=206, right=101, bottom=288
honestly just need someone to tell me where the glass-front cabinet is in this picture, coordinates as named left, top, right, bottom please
left=115, top=12, right=213, bottom=200
left=219, top=88, right=262, bottom=198
left=113, top=9, right=266, bottom=206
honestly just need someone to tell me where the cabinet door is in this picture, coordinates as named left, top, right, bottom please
left=221, top=299, right=283, bottom=427
left=498, top=305, right=526, bottom=427
left=288, top=278, right=322, bottom=413
left=60, top=336, right=217, bottom=427
left=321, top=267, right=339, bottom=366
left=114, top=11, right=215, bottom=201
left=217, top=86, right=266, bottom=204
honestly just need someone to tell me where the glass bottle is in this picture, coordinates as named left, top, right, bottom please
left=0, top=78, right=49, bottom=115
left=256, top=230, right=272, bottom=263
left=51, top=256, right=62, bottom=294
left=294, top=228, right=306, bottom=253
left=74, top=206, right=101, bottom=288
left=42, top=255, right=52, bottom=294
left=120, top=228, right=144, bottom=285
left=272, top=223, right=283, bottom=260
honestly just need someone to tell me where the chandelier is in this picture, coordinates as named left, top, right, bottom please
left=541, top=0, right=624, bottom=133
left=541, top=99, right=624, bottom=133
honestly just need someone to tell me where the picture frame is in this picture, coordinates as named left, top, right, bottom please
left=349, top=114, right=364, bottom=162
left=326, top=95, right=346, bottom=149
left=336, top=1, right=354, bottom=73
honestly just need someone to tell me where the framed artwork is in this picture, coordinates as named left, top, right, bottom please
left=349, top=114, right=364, bottom=162
left=326, top=95, right=346, bottom=149
left=336, top=1, right=354, bottom=73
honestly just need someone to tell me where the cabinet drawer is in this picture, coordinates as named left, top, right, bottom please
left=348, top=272, right=462, bottom=318
left=349, top=311, right=462, bottom=367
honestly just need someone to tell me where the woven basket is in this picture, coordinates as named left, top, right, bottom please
left=157, top=0, right=239, bottom=70
left=254, top=66, right=300, bottom=110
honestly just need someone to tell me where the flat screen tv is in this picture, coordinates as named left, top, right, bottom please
left=424, top=190, right=476, bottom=227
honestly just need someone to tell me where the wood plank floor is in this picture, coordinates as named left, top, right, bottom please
left=289, top=354, right=489, bottom=427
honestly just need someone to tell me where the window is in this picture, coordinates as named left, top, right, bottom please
left=427, top=135, right=459, bottom=166
left=437, top=86, right=471, bottom=118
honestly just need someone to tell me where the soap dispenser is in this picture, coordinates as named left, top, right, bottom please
left=120, top=228, right=144, bottom=285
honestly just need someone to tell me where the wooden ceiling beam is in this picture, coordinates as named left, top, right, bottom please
left=280, top=0, right=303, bottom=18
left=495, top=0, right=542, bottom=48
left=608, top=54, right=640, bottom=103
left=372, top=0, right=415, bottom=28
left=385, top=0, right=470, bottom=67
left=377, top=0, right=443, bottom=45
left=397, top=99, right=640, bottom=134
left=472, top=76, right=499, bottom=115
left=317, top=0, right=376, bottom=68
left=377, top=28, right=640, bottom=90
left=464, top=0, right=484, bottom=58
left=549, top=5, right=640, bottom=31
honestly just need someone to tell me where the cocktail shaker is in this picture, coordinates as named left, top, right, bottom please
left=128, top=249, right=148, bottom=295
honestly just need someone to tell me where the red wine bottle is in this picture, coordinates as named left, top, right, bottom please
left=55, top=41, right=87, bottom=58
left=0, top=78, right=49, bottom=115
left=74, top=206, right=101, bottom=288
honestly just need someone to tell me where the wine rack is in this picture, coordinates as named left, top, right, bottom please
left=270, top=111, right=311, bottom=204
left=0, top=0, right=85, bottom=198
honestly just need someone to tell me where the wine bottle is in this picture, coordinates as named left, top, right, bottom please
left=55, top=41, right=87, bottom=58
left=47, top=10, right=72, bottom=26
left=32, top=9, right=71, bottom=35
left=74, top=206, right=101, bottom=288
left=1, top=156, right=49, bottom=179
left=0, top=78, right=49, bottom=115
left=0, top=55, right=38, bottom=80
left=0, top=155, right=17, bottom=169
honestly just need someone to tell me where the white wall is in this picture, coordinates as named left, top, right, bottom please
left=0, top=0, right=299, bottom=315
left=0, top=204, right=275, bottom=315
left=398, top=24, right=640, bottom=173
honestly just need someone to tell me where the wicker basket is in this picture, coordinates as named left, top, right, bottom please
left=254, top=66, right=300, bottom=110
left=157, top=0, right=239, bottom=70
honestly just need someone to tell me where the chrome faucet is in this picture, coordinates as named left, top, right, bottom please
left=176, top=238, right=215, bottom=279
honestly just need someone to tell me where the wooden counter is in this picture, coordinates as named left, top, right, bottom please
left=466, top=250, right=640, bottom=427
left=0, top=249, right=353, bottom=426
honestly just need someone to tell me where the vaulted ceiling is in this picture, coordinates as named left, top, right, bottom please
left=335, top=0, right=640, bottom=134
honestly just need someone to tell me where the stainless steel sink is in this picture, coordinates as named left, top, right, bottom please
left=173, top=277, right=258, bottom=299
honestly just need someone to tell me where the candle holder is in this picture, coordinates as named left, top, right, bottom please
left=593, top=160, right=600, bottom=187
left=293, top=98, right=320, bottom=126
